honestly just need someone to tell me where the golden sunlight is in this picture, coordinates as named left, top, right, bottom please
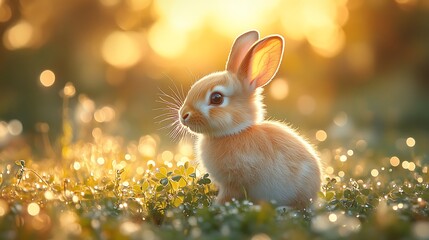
left=101, top=31, right=142, bottom=69
left=3, top=20, right=34, bottom=50
left=148, top=21, right=189, bottom=59
left=209, top=0, right=280, bottom=36
left=269, top=78, right=289, bottom=100
left=126, top=0, right=151, bottom=11
left=0, top=1, right=12, bottom=23
left=147, top=0, right=349, bottom=59
left=280, top=0, right=348, bottom=57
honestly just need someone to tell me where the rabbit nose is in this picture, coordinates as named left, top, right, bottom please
left=182, top=112, right=190, bottom=122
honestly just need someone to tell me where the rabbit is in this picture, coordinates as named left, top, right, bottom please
left=177, top=30, right=322, bottom=208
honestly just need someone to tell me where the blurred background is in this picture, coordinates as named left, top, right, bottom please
left=0, top=0, right=428, bottom=151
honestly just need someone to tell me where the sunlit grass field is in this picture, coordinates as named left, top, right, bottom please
left=1, top=0, right=429, bottom=239
left=0, top=84, right=428, bottom=240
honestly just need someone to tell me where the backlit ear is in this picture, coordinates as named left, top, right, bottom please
left=237, top=35, right=284, bottom=90
left=226, top=30, right=259, bottom=74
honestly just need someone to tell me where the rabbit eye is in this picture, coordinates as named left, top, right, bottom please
left=210, top=92, right=224, bottom=105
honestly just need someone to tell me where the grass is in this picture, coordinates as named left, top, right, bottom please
left=0, top=86, right=428, bottom=240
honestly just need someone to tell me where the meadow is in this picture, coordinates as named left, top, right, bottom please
left=1, top=0, right=429, bottom=239
left=0, top=84, right=428, bottom=239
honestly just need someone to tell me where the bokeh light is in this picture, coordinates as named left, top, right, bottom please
left=371, top=169, right=379, bottom=177
left=402, top=161, right=410, bottom=170
left=7, top=120, right=23, bottom=136
left=0, top=1, right=429, bottom=238
left=39, top=70, right=55, bottom=87
left=162, top=150, right=174, bottom=162
left=269, top=78, right=289, bottom=100
left=316, top=130, right=327, bottom=142
left=94, top=106, right=116, bottom=123
left=101, top=31, right=143, bottom=69
left=406, top=137, right=415, bottom=147
left=390, top=156, right=400, bottom=167
left=63, top=82, right=76, bottom=97
left=27, top=202, right=40, bottom=216
left=328, top=213, right=337, bottom=222
left=3, top=20, right=34, bottom=50
left=280, top=0, right=347, bottom=57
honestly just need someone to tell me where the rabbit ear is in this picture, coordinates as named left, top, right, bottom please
left=226, top=30, right=260, bottom=73
left=237, top=35, right=284, bottom=90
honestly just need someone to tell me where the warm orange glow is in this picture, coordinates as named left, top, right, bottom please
left=77, top=0, right=350, bottom=62
left=0, top=199, right=8, bottom=216
left=395, top=0, right=416, bottom=5
left=94, top=106, right=116, bottom=123
left=3, top=20, right=34, bottom=50
left=269, top=78, right=289, bottom=100
left=178, top=142, right=193, bottom=156
left=280, top=0, right=348, bottom=57
left=161, top=150, right=174, bottom=162
left=0, top=121, right=7, bottom=138
left=77, top=95, right=95, bottom=123
left=101, top=31, right=142, bottom=69
left=126, top=0, right=151, bottom=11
left=390, top=156, right=400, bottom=167
left=39, top=70, right=55, bottom=87
left=63, top=82, right=76, bottom=97
left=208, top=0, right=279, bottom=36
left=0, top=2, right=12, bottom=23
left=371, top=169, right=379, bottom=177
left=138, top=136, right=157, bottom=157
left=309, top=26, right=346, bottom=58
left=315, top=130, right=327, bottom=142
left=148, top=21, right=188, bottom=59
left=99, top=0, right=120, bottom=7
left=28, top=202, right=40, bottom=216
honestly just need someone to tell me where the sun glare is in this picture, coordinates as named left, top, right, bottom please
left=145, top=0, right=349, bottom=59
left=280, top=0, right=347, bottom=57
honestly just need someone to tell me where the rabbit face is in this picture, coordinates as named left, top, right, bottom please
left=179, top=30, right=284, bottom=138
left=179, top=71, right=265, bottom=137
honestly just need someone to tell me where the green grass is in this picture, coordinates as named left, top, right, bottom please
left=0, top=90, right=428, bottom=240
left=0, top=131, right=428, bottom=240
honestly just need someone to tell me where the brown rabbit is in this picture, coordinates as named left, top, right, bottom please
left=178, top=30, right=322, bottom=208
